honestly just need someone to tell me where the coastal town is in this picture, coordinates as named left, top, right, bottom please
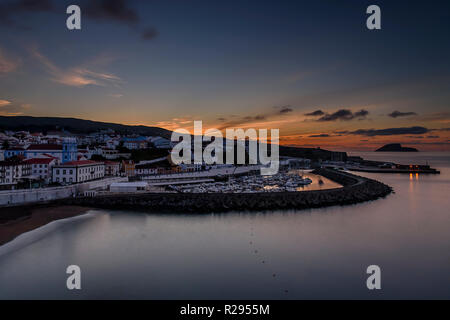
left=0, top=127, right=439, bottom=208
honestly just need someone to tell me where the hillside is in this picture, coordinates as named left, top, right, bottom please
left=375, top=143, right=418, bottom=152
left=0, top=116, right=172, bottom=139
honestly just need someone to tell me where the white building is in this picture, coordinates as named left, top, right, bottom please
left=151, top=136, right=171, bottom=149
left=52, top=160, right=105, bottom=184
left=24, top=157, right=57, bottom=182
left=123, top=140, right=148, bottom=150
left=0, top=160, right=31, bottom=189
left=135, top=163, right=158, bottom=176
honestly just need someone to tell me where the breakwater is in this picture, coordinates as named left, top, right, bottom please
left=63, top=169, right=392, bottom=213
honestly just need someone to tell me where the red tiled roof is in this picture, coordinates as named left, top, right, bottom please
left=104, top=161, right=120, bottom=165
left=60, top=160, right=103, bottom=166
left=27, top=144, right=62, bottom=151
left=24, top=158, right=55, bottom=165
left=41, top=153, right=59, bottom=159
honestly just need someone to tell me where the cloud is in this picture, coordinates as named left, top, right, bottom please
left=0, top=100, right=12, bottom=107
left=108, top=93, right=123, bottom=98
left=84, top=0, right=138, bottom=25
left=0, top=0, right=55, bottom=26
left=304, top=110, right=325, bottom=116
left=308, top=134, right=330, bottom=138
left=419, top=112, right=450, bottom=122
left=0, top=99, right=31, bottom=116
left=317, top=109, right=369, bottom=122
left=29, top=46, right=121, bottom=87
left=349, top=126, right=429, bottom=137
left=141, top=27, right=159, bottom=40
left=279, top=106, right=293, bottom=114
left=426, top=135, right=439, bottom=139
left=84, top=0, right=158, bottom=40
left=388, top=110, right=418, bottom=118
left=0, top=0, right=158, bottom=40
left=0, top=48, right=21, bottom=74
left=244, top=115, right=266, bottom=121
left=354, top=109, right=369, bottom=118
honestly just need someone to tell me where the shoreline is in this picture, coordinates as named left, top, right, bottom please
left=0, top=169, right=392, bottom=246
left=0, top=205, right=92, bottom=246
left=63, top=169, right=393, bottom=213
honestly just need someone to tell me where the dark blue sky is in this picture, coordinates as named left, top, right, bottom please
left=0, top=0, right=449, bottom=150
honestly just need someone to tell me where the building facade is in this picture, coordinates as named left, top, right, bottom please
left=121, top=160, right=135, bottom=177
left=105, top=161, right=120, bottom=176
left=135, top=163, right=158, bottom=176
left=0, top=160, right=31, bottom=189
left=26, top=139, right=77, bottom=164
left=52, top=160, right=105, bottom=184
left=24, top=158, right=57, bottom=182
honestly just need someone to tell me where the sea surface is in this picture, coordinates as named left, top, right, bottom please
left=0, top=152, right=449, bottom=299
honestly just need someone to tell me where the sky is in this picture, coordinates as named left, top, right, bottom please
left=0, top=0, right=449, bottom=151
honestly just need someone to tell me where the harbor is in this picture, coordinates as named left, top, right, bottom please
left=172, top=171, right=314, bottom=193
left=63, top=169, right=393, bottom=213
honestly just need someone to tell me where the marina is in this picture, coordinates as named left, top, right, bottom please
left=174, top=171, right=313, bottom=193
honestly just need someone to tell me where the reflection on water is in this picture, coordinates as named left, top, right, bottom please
left=295, top=172, right=341, bottom=191
left=0, top=152, right=449, bottom=299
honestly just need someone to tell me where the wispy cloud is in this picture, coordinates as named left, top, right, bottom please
left=309, top=134, right=330, bottom=138
left=279, top=106, right=293, bottom=114
left=316, top=109, right=369, bottom=122
left=418, top=112, right=450, bottom=124
left=29, top=46, right=121, bottom=87
left=83, top=0, right=158, bottom=40
left=303, top=108, right=369, bottom=121
left=304, top=110, right=325, bottom=116
left=0, top=47, right=21, bottom=74
left=349, top=126, right=429, bottom=137
left=0, top=99, right=12, bottom=107
left=388, top=110, right=418, bottom=118
left=0, top=0, right=158, bottom=40
left=108, top=93, right=123, bottom=98
left=215, top=105, right=298, bottom=130
left=0, top=98, right=31, bottom=116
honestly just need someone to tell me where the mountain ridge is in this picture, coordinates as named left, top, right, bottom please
left=0, top=116, right=172, bottom=139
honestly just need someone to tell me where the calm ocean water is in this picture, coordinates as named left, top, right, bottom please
left=0, top=152, right=449, bottom=299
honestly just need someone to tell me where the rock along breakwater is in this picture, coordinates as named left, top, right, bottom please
left=63, top=169, right=393, bottom=213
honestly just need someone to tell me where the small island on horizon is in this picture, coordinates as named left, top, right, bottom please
left=375, top=143, right=419, bottom=152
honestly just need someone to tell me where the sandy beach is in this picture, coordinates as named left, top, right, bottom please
left=0, top=205, right=91, bottom=246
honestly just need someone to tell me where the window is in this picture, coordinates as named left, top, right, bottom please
left=70, top=170, right=73, bottom=174
left=63, top=170, right=66, bottom=174
left=56, top=170, right=60, bottom=174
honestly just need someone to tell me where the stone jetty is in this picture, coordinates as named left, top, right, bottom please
left=63, top=169, right=393, bottom=213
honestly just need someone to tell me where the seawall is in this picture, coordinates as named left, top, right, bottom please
left=0, top=177, right=126, bottom=208
left=63, top=169, right=393, bottom=213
